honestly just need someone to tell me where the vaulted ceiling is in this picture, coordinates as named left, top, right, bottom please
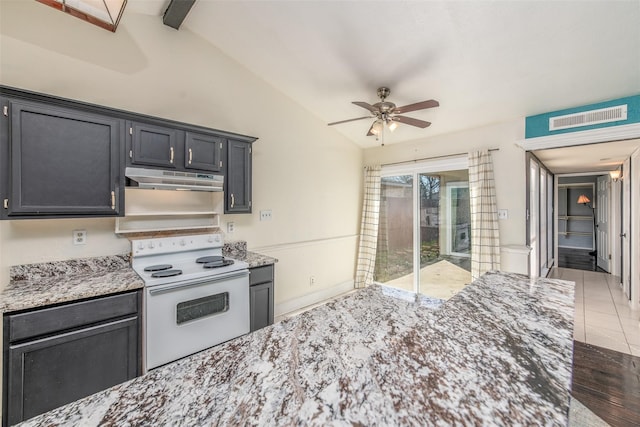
left=130, top=1, right=640, bottom=149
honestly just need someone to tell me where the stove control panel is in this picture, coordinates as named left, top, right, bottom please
left=132, top=233, right=222, bottom=257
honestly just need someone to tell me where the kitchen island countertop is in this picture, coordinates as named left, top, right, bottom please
left=0, top=255, right=144, bottom=313
left=18, top=271, right=575, bottom=426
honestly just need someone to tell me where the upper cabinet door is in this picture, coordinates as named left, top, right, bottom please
left=225, top=140, right=252, bottom=214
left=129, top=122, right=178, bottom=168
left=4, top=100, right=123, bottom=217
left=184, top=132, right=223, bottom=172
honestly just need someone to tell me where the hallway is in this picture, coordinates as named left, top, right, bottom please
left=549, top=267, right=639, bottom=355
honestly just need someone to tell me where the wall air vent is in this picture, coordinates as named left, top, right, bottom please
left=549, top=105, right=627, bottom=131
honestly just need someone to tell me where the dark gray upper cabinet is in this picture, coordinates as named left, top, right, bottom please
left=225, top=139, right=252, bottom=213
left=185, top=132, right=223, bottom=172
left=0, top=85, right=257, bottom=220
left=128, top=121, right=179, bottom=168
left=1, top=99, right=123, bottom=218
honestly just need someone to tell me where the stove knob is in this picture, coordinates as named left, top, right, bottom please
left=208, top=236, right=214, bottom=243
left=179, top=239, right=186, bottom=246
left=148, top=242, right=155, bottom=249
left=137, top=242, right=144, bottom=250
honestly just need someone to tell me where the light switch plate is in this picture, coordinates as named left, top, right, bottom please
left=498, top=209, right=508, bottom=219
left=260, top=210, right=272, bottom=221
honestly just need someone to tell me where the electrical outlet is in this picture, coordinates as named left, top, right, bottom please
left=260, top=210, right=272, bottom=221
left=73, top=229, right=87, bottom=245
left=498, top=209, right=508, bottom=219
left=309, top=276, right=316, bottom=286
left=227, top=222, right=235, bottom=233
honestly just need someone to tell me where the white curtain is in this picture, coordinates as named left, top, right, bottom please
left=355, top=165, right=381, bottom=288
left=469, top=150, right=501, bottom=280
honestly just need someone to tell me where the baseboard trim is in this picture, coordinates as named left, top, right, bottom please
left=275, top=279, right=355, bottom=317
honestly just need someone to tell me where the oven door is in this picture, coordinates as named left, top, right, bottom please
left=145, top=269, right=250, bottom=370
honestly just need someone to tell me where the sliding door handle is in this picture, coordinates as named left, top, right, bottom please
left=620, top=233, right=627, bottom=238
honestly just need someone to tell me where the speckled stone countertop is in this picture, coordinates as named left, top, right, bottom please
left=19, top=271, right=574, bottom=426
left=0, top=255, right=144, bottom=313
left=223, top=240, right=278, bottom=268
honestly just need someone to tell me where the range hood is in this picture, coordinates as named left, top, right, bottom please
left=125, top=167, right=223, bottom=192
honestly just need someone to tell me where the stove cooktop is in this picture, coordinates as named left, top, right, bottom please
left=131, top=234, right=248, bottom=287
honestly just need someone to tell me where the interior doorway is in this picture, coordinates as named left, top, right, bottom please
left=531, top=138, right=640, bottom=309
left=556, top=176, right=600, bottom=272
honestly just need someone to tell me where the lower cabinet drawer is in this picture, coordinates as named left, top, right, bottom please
left=249, top=265, right=274, bottom=286
left=8, top=292, right=138, bottom=342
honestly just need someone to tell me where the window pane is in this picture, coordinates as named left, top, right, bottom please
left=418, top=170, right=471, bottom=299
left=374, top=175, right=414, bottom=291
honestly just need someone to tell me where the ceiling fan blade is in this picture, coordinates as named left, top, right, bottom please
left=328, top=116, right=371, bottom=126
left=393, top=99, right=439, bottom=114
left=366, top=122, right=376, bottom=136
left=393, top=115, right=431, bottom=128
left=352, top=101, right=378, bottom=113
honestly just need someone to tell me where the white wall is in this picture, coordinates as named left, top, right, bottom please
left=364, top=120, right=527, bottom=247
left=0, top=2, right=363, bottom=306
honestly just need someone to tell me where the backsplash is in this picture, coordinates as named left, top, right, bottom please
left=223, top=241, right=247, bottom=258
left=10, top=254, right=131, bottom=282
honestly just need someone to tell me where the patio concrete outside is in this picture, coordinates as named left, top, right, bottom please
left=385, top=259, right=472, bottom=300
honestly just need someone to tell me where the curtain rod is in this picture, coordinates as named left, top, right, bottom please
left=374, top=148, right=500, bottom=168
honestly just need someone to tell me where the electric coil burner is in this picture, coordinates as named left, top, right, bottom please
left=131, top=233, right=249, bottom=371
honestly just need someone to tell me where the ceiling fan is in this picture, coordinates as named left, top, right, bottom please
left=328, top=87, right=439, bottom=136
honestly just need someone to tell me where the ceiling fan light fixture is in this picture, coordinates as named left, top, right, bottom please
left=371, top=120, right=383, bottom=135
left=388, top=121, right=398, bottom=132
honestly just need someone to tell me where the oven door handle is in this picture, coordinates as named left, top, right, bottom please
left=147, top=270, right=249, bottom=296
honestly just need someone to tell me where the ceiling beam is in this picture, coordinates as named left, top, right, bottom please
left=163, top=0, right=196, bottom=30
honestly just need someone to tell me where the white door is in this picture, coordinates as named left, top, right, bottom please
left=596, top=175, right=611, bottom=272
left=622, top=158, right=631, bottom=300
left=529, top=159, right=539, bottom=277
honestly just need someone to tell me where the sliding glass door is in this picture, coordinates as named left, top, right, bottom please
left=374, top=175, right=414, bottom=290
left=374, top=158, right=471, bottom=299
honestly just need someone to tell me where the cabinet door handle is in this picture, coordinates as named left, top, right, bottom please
left=111, top=191, right=116, bottom=210
left=170, top=147, right=174, bottom=163
left=231, top=193, right=235, bottom=208
left=188, top=148, right=193, bottom=165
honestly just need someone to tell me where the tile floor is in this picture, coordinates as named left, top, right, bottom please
left=549, top=267, right=640, bottom=356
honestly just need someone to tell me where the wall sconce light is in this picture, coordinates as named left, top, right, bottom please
left=36, top=0, right=128, bottom=32
left=609, top=167, right=622, bottom=182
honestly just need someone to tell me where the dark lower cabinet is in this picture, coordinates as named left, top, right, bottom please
left=249, top=265, right=274, bottom=332
left=2, top=291, right=141, bottom=426
left=225, top=140, right=252, bottom=213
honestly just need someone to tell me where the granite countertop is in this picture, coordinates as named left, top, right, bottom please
left=1, top=240, right=276, bottom=314
left=0, top=255, right=144, bottom=313
left=223, top=241, right=278, bottom=268
left=19, top=271, right=574, bottom=426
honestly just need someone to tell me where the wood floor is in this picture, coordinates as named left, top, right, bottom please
left=572, top=340, right=640, bottom=426
left=558, top=247, right=606, bottom=272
